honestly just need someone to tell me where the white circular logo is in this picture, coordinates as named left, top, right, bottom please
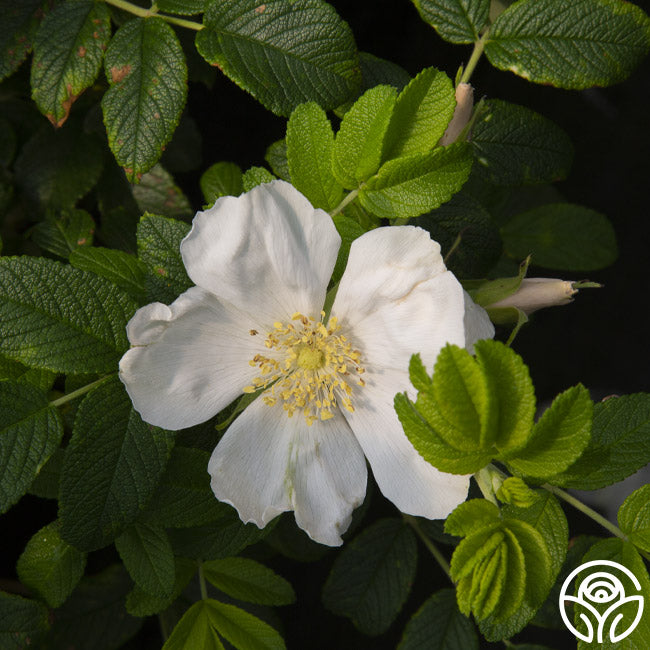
left=559, top=560, right=644, bottom=643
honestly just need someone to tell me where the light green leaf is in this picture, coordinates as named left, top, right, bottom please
left=0, top=257, right=136, bottom=373
left=445, top=499, right=500, bottom=538
left=196, top=0, right=360, bottom=116
left=333, top=85, right=397, bottom=189
left=508, top=385, right=592, bottom=480
left=116, top=523, right=175, bottom=597
left=203, top=557, right=295, bottom=606
left=158, top=0, right=207, bottom=15
left=16, top=521, right=86, bottom=608
left=472, top=99, right=574, bottom=186
left=31, top=0, right=111, bottom=126
left=330, top=214, right=365, bottom=285
left=70, top=246, right=146, bottom=302
left=618, top=484, right=650, bottom=553
left=359, top=142, right=473, bottom=218
left=31, top=209, right=95, bottom=259
left=0, top=591, right=49, bottom=650
left=207, top=599, right=286, bottom=650
left=383, top=67, right=456, bottom=160
left=242, top=166, right=276, bottom=191
left=502, top=203, right=618, bottom=271
left=412, top=0, right=490, bottom=43
left=398, top=588, right=479, bottom=650
left=200, top=161, right=243, bottom=205
left=322, top=518, right=417, bottom=635
left=59, top=377, right=175, bottom=551
left=286, top=102, right=343, bottom=210
left=47, top=565, right=141, bottom=650
left=408, top=353, right=432, bottom=394
left=132, top=164, right=192, bottom=219
left=496, top=477, right=539, bottom=508
left=0, top=0, right=49, bottom=82
left=0, top=382, right=62, bottom=514
left=486, top=0, right=650, bottom=89
left=264, top=140, right=290, bottom=181
left=163, top=601, right=225, bottom=650
left=137, top=214, right=193, bottom=304
left=102, top=17, right=187, bottom=181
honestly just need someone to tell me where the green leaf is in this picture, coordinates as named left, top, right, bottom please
left=196, top=0, right=360, bottom=116
left=383, top=67, right=456, bottom=160
left=333, top=85, right=397, bottom=189
left=496, top=477, right=539, bottom=508
left=15, top=123, right=104, bottom=211
left=0, top=0, right=49, bottom=82
left=31, top=0, right=111, bottom=127
left=445, top=499, right=500, bottom=538
left=203, top=558, right=296, bottom=606
left=330, top=214, right=365, bottom=285
left=200, top=161, right=243, bottom=205
left=618, top=484, right=650, bottom=553
left=47, top=565, right=142, bottom=650
left=485, top=0, right=650, bottom=89
left=207, top=599, right=286, bottom=650
left=398, top=588, right=479, bottom=650
left=359, top=143, right=473, bottom=218
left=0, top=356, right=56, bottom=391
left=163, top=600, right=225, bottom=650
left=412, top=0, right=490, bottom=43
left=408, top=353, right=432, bottom=394
left=242, top=166, right=276, bottom=191
left=59, top=376, right=175, bottom=551
left=507, top=385, right=592, bottom=480
left=0, top=257, right=136, bottom=373
left=102, top=17, right=187, bottom=181
left=0, top=381, right=63, bottom=513
left=286, top=102, right=343, bottom=210
left=28, top=448, right=64, bottom=500
left=70, top=246, right=146, bottom=302
left=322, top=518, right=417, bottom=635
left=137, top=214, right=193, bottom=304
left=132, top=164, right=193, bottom=219
left=16, top=521, right=86, bottom=608
left=116, top=522, right=175, bottom=597
left=31, top=208, right=95, bottom=259
left=502, top=203, right=618, bottom=271
left=0, top=591, right=49, bottom=649
left=471, top=99, right=574, bottom=186
left=415, top=192, right=501, bottom=278
left=552, top=394, right=650, bottom=489
left=158, top=0, right=207, bottom=15
left=474, top=340, right=535, bottom=454
left=264, top=140, right=290, bottom=182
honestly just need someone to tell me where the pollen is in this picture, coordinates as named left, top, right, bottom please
left=243, top=312, right=365, bottom=425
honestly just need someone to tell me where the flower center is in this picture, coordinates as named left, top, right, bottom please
left=243, top=312, right=365, bottom=425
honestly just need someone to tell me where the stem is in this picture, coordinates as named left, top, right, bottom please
left=103, top=0, right=204, bottom=30
left=459, top=30, right=490, bottom=85
left=404, top=515, right=452, bottom=580
left=329, top=189, right=359, bottom=217
left=50, top=375, right=113, bottom=408
left=198, top=560, right=208, bottom=600
left=443, top=233, right=463, bottom=265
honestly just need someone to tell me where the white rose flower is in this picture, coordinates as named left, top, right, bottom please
left=119, top=180, right=494, bottom=546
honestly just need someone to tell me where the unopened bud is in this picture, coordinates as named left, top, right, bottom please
left=439, top=83, right=474, bottom=146
left=487, top=278, right=578, bottom=316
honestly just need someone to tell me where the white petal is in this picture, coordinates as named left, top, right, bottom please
left=208, top=399, right=367, bottom=546
left=119, top=287, right=265, bottom=430
left=332, top=226, right=467, bottom=372
left=180, top=180, right=341, bottom=323
left=463, top=290, right=495, bottom=353
left=342, top=368, right=470, bottom=519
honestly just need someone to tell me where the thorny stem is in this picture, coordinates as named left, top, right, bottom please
left=459, top=30, right=490, bottom=85
left=49, top=375, right=114, bottom=408
left=404, top=514, right=452, bottom=580
left=329, top=189, right=359, bottom=218
left=198, top=560, right=209, bottom=600
left=103, top=0, right=204, bottom=31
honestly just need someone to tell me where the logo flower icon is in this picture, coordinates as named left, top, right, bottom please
left=559, top=559, right=644, bottom=643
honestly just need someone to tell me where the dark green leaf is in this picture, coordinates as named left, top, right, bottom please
left=264, top=141, right=290, bottom=182
left=0, top=257, right=136, bottom=373
left=132, top=164, right=192, bottom=219
left=502, top=203, right=618, bottom=271
left=0, top=381, right=63, bottom=513
left=31, top=0, right=111, bottom=126
left=0, top=356, right=56, bottom=391
left=486, top=0, right=650, bottom=89
left=412, top=0, right=490, bottom=43
left=196, top=0, right=360, bottom=116
left=472, top=99, right=573, bottom=186
left=102, top=17, right=187, bottom=181
left=322, top=518, right=417, bottom=635
left=16, top=521, right=86, bottom=608
left=158, top=0, right=207, bottom=15
left=31, top=209, right=95, bottom=259
left=59, top=377, right=175, bottom=551
left=0, top=591, right=49, bottom=649
left=200, top=161, right=243, bottom=205
left=28, top=448, right=64, bottom=500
